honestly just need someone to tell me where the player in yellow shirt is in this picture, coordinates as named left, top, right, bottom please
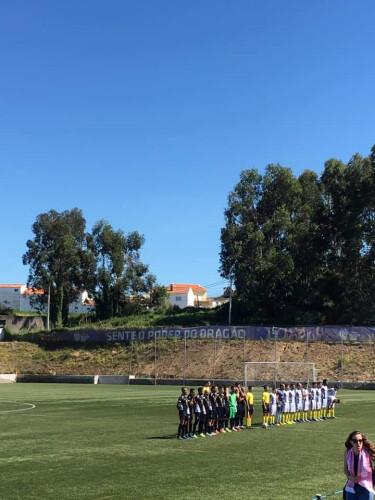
left=262, top=385, right=270, bottom=427
left=246, top=386, right=254, bottom=428
left=203, top=381, right=211, bottom=395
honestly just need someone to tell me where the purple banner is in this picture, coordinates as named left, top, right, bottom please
left=44, top=325, right=375, bottom=343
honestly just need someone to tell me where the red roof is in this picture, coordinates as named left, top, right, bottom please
left=167, top=283, right=206, bottom=294
left=83, top=299, right=95, bottom=306
left=23, top=288, right=44, bottom=295
left=0, top=284, right=45, bottom=295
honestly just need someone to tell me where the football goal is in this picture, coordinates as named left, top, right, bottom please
left=243, top=361, right=316, bottom=387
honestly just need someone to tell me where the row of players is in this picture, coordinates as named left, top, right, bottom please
left=261, top=380, right=340, bottom=427
left=176, top=380, right=340, bottom=439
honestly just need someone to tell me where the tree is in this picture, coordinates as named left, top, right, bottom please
left=23, top=210, right=158, bottom=324
left=150, top=285, right=169, bottom=310
left=143, top=274, right=168, bottom=310
left=289, top=170, right=326, bottom=321
left=23, top=208, right=89, bottom=327
left=89, top=220, right=153, bottom=319
left=220, top=146, right=375, bottom=325
left=220, top=165, right=303, bottom=322
left=320, top=153, right=375, bottom=323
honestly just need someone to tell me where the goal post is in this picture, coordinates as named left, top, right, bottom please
left=243, top=362, right=316, bottom=387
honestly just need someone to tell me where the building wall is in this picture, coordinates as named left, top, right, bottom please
left=0, top=285, right=93, bottom=314
left=168, top=288, right=196, bottom=308
left=193, top=291, right=207, bottom=305
left=20, top=294, right=47, bottom=313
left=68, top=301, right=94, bottom=314
left=187, top=288, right=195, bottom=307
left=168, top=293, right=189, bottom=308
left=0, top=286, right=23, bottom=309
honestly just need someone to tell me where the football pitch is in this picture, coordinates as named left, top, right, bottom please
left=0, top=385, right=374, bottom=500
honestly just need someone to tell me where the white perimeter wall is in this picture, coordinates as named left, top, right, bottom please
left=0, top=374, right=16, bottom=383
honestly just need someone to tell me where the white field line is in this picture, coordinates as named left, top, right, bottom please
left=92, top=496, right=118, bottom=500
left=0, top=400, right=36, bottom=414
left=5, top=465, right=87, bottom=476
left=17, top=414, right=46, bottom=417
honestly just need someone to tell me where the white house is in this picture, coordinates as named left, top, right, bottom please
left=167, top=284, right=207, bottom=308
left=198, top=296, right=230, bottom=309
left=0, top=284, right=94, bottom=314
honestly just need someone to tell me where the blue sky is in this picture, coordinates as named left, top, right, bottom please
left=1, top=0, right=375, bottom=297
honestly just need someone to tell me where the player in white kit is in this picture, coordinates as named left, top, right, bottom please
left=269, top=387, right=277, bottom=426
left=278, top=384, right=287, bottom=425
left=285, top=384, right=293, bottom=424
left=289, top=383, right=297, bottom=423
left=321, top=379, right=328, bottom=420
left=295, top=383, right=303, bottom=422
left=302, top=382, right=310, bottom=422
left=310, top=382, right=317, bottom=421
left=327, top=385, right=340, bottom=418
left=316, top=382, right=322, bottom=420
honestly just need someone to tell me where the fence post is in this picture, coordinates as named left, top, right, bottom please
left=340, top=329, right=344, bottom=388
left=154, top=334, right=157, bottom=386
left=273, top=326, right=277, bottom=386
left=306, top=327, right=309, bottom=363
left=129, top=336, right=133, bottom=374
left=242, top=329, right=246, bottom=384
left=213, top=329, right=217, bottom=385
left=243, top=330, right=245, bottom=363
left=183, top=331, right=186, bottom=385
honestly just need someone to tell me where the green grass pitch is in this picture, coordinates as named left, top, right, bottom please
left=0, top=384, right=374, bottom=500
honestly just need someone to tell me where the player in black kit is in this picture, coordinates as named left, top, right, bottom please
left=176, top=387, right=190, bottom=440
left=195, top=387, right=207, bottom=437
left=209, top=386, right=219, bottom=435
left=216, top=386, right=227, bottom=433
left=203, top=387, right=213, bottom=436
left=187, top=388, right=198, bottom=438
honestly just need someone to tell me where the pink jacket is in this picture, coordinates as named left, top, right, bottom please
left=345, top=448, right=374, bottom=494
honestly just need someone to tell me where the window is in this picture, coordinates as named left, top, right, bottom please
left=14, top=289, right=19, bottom=292
left=175, top=297, right=182, bottom=302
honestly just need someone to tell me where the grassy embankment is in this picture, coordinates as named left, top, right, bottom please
left=3, top=307, right=219, bottom=336
left=1, top=309, right=374, bottom=381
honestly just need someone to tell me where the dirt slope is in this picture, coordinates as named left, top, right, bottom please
left=0, top=339, right=374, bottom=382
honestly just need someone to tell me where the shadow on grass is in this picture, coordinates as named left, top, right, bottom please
left=148, top=434, right=178, bottom=440
left=148, top=425, right=264, bottom=440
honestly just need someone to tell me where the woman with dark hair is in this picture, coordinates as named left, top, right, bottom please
left=344, top=430, right=375, bottom=499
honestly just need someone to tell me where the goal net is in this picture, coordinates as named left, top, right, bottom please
left=243, top=362, right=316, bottom=387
